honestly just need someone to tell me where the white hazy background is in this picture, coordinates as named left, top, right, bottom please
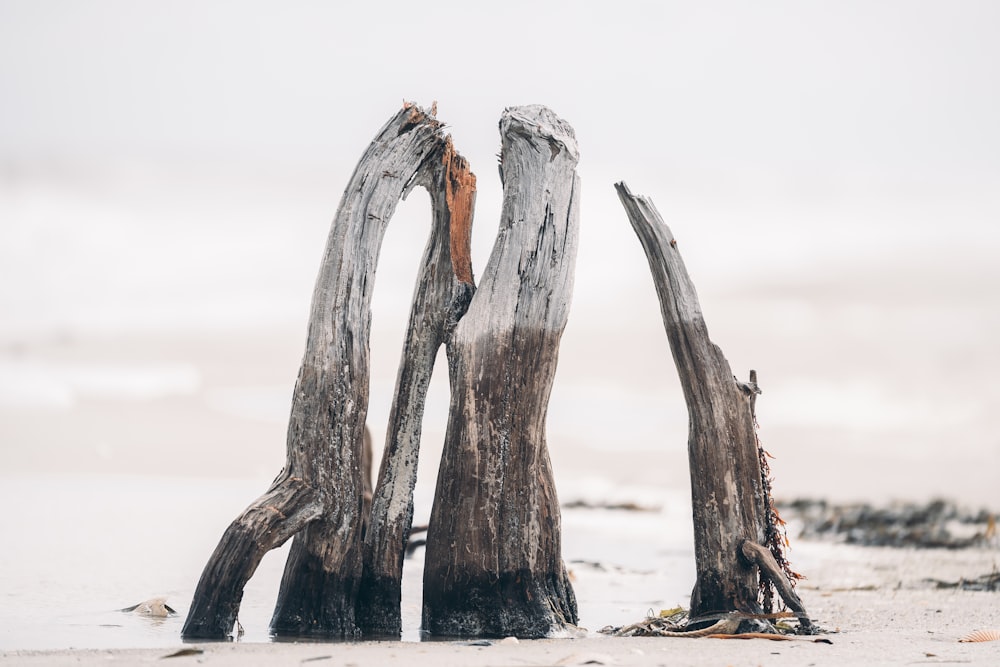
left=3, top=1, right=1000, bottom=505
left=2, top=0, right=1000, bottom=652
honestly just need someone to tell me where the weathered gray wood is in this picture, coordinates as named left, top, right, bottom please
left=182, top=104, right=452, bottom=639
left=179, top=474, right=322, bottom=638
left=357, top=138, right=477, bottom=636
left=422, top=105, right=580, bottom=638
left=360, top=426, right=374, bottom=540
left=740, top=540, right=811, bottom=629
left=615, top=182, right=808, bottom=627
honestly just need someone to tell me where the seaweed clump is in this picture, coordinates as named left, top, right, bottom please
left=776, top=498, right=997, bottom=549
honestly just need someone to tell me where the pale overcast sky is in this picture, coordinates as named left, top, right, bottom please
left=3, top=0, right=1000, bottom=352
left=3, top=0, right=998, bottom=179
left=2, top=1, right=999, bottom=502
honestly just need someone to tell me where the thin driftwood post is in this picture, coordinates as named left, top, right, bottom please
left=615, top=182, right=809, bottom=631
left=422, top=105, right=581, bottom=638
left=356, top=137, right=477, bottom=636
left=182, top=104, right=454, bottom=639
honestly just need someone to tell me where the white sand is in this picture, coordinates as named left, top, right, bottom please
left=2, top=539, right=998, bottom=665
left=2, top=595, right=996, bottom=666
left=2, top=329, right=997, bottom=665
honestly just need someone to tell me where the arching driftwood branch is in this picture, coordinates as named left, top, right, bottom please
left=422, top=105, right=581, bottom=638
left=615, top=182, right=809, bottom=630
left=182, top=104, right=455, bottom=639
left=357, top=137, right=477, bottom=636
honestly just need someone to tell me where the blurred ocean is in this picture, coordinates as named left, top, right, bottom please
left=3, top=0, right=999, bottom=654
left=2, top=160, right=997, bottom=497
left=1, top=158, right=998, bottom=649
left=0, top=473, right=698, bottom=650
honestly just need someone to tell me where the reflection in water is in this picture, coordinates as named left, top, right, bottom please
left=0, top=475, right=696, bottom=650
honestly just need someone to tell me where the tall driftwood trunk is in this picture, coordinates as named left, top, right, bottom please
left=182, top=104, right=453, bottom=639
left=422, top=105, right=580, bottom=638
left=356, top=138, right=477, bottom=636
left=615, top=182, right=809, bottom=629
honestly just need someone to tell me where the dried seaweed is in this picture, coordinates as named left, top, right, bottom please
left=926, top=569, right=1000, bottom=592
left=744, top=371, right=801, bottom=613
left=598, top=607, right=691, bottom=637
left=562, top=499, right=660, bottom=512
left=599, top=607, right=813, bottom=638
left=777, top=498, right=998, bottom=549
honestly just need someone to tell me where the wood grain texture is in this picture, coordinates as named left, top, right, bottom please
left=183, top=104, right=451, bottom=639
left=615, top=182, right=769, bottom=620
left=180, top=474, right=322, bottom=638
left=422, top=105, right=580, bottom=638
left=357, top=135, right=477, bottom=636
left=740, top=540, right=811, bottom=629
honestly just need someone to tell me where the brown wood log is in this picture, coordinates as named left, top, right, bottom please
left=422, top=105, right=581, bottom=638
left=615, top=182, right=808, bottom=627
left=178, top=474, right=322, bottom=639
left=360, top=426, right=374, bottom=540
left=182, top=103, right=452, bottom=640
left=356, top=137, right=477, bottom=636
left=739, top=540, right=811, bottom=629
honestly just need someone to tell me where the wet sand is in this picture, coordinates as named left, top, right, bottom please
left=1, top=316, right=998, bottom=664
left=2, top=540, right=998, bottom=666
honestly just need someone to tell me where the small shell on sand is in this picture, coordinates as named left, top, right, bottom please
left=958, top=629, right=1000, bottom=643
left=120, top=597, right=177, bottom=618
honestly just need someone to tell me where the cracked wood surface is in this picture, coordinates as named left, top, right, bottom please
left=183, top=104, right=452, bottom=640
left=357, top=136, right=477, bottom=636
left=422, top=105, right=580, bottom=638
left=615, top=182, right=770, bottom=620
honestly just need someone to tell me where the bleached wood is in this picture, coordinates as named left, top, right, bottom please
left=615, top=182, right=807, bottom=625
left=422, top=105, right=580, bottom=638
left=357, top=138, right=476, bottom=636
left=182, top=104, right=451, bottom=639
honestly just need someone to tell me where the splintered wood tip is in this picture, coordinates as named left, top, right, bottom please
left=443, top=137, right=476, bottom=285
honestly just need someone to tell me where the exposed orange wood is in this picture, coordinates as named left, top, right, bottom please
left=442, top=136, right=476, bottom=285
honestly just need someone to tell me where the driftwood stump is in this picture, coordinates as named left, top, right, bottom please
left=356, top=137, right=477, bottom=636
left=421, top=106, right=581, bottom=638
left=182, top=104, right=462, bottom=639
left=615, top=182, right=809, bottom=630
left=185, top=103, right=582, bottom=640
